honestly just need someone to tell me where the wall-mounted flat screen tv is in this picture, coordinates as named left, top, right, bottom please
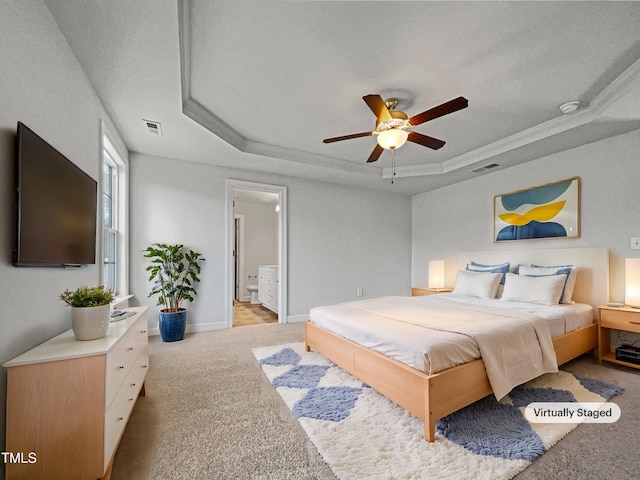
left=14, top=122, right=97, bottom=267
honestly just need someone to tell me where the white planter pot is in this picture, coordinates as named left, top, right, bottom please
left=71, top=304, right=110, bottom=341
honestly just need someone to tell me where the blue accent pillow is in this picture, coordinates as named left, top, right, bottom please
left=466, top=261, right=510, bottom=285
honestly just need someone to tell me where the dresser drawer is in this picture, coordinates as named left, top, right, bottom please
left=600, top=309, right=640, bottom=333
left=412, top=288, right=434, bottom=296
left=105, top=317, right=148, bottom=409
left=262, top=293, right=274, bottom=306
left=263, top=282, right=276, bottom=297
left=103, top=350, right=149, bottom=471
left=259, top=281, right=275, bottom=301
left=259, top=266, right=278, bottom=278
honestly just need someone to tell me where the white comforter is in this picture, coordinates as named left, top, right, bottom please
left=309, top=295, right=559, bottom=399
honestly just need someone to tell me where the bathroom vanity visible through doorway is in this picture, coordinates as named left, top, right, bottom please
left=258, top=265, right=278, bottom=313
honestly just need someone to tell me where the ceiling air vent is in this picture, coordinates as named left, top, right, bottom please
left=470, top=163, right=499, bottom=173
left=143, top=119, right=163, bottom=136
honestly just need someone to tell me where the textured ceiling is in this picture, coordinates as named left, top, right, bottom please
left=44, top=0, right=640, bottom=195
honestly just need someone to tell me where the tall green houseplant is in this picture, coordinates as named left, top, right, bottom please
left=143, top=243, right=205, bottom=341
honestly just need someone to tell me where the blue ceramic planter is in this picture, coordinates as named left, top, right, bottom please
left=159, top=309, right=187, bottom=342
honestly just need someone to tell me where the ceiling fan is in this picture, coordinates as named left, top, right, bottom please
left=323, top=95, right=469, bottom=163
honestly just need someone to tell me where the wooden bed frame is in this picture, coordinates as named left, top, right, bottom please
left=305, top=247, right=608, bottom=442
left=306, top=321, right=597, bottom=442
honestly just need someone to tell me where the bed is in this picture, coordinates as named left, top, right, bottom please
left=305, top=248, right=608, bottom=442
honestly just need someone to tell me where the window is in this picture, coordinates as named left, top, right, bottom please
left=103, top=157, right=117, bottom=290
left=101, top=129, right=128, bottom=295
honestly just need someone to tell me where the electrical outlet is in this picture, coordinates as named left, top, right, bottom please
left=631, top=237, right=640, bottom=250
left=356, top=288, right=363, bottom=297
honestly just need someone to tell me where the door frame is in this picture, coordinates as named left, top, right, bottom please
left=225, top=179, right=288, bottom=328
left=234, top=214, right=245, bottom=301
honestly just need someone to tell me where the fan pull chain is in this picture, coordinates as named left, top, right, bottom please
left=391, top=149, right=396, bottom=184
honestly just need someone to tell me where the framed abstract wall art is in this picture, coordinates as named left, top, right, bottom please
left=494, top=177, right=580, bottom=242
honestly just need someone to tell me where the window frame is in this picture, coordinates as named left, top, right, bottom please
left=103, top=153, right=118, bottom=291
left=100, top=125, right=129, bottom=297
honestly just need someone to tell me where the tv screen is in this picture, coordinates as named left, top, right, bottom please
left=14, top=122, right=97, bottom=267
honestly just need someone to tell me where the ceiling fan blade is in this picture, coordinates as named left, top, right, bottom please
left=407, top=131, right=446, bottom=150
left=366, top=144, right=384, bottom=163
left=323, top=131, right=373, bottom=143
left=408, top=96, right=469, bottom=126
left=363, top=94, right=392, bottom=123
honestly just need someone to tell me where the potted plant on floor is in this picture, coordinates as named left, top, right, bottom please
left=143, top=243, right=205, bottom=342
left=60, top=285, right=116, bottom=341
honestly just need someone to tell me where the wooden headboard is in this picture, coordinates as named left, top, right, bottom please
left=444, top=248, right=609, bottom=313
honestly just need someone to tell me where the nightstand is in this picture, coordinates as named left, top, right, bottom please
left=411, top=287, right=453, bottom=297
left=598, top=305, right=640, bottom=369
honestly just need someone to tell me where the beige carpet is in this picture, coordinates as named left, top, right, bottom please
left=111, top=323, right=639, bottom=480
left=111, top=323, right=336, bottom=480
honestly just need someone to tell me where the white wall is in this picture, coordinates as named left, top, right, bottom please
left=0, top=1, right=126, bottom=474
left=235, top=200, right=278, bottom=299
left=129, top=152, right=412, bottom=330
left=412, top=129, right=640, bottom=303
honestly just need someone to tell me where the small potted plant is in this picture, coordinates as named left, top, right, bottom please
left=143, top=243, right=205, bottom=342
left=60, top=285, right=116, bottom=340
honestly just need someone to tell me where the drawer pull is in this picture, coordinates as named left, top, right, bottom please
left=118, top=365, right=125, bottom=369
left=117, top=417, right=124, bottom=422
left=141, top=365, right=148, bottom=369
left=141, top=330, right=147, bottom=334
left=128, top=398, right=134, bottom=402
left=128, top=347, right=134, bottom=351
left=131, top=383, right=136, bottom=387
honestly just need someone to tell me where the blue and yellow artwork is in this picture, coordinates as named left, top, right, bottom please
left=494, top=177, right=580, bottom=242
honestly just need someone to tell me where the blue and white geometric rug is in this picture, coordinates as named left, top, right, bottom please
left=253, top=342, right=623, bottom=480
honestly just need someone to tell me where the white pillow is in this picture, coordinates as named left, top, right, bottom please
left=519, top=264, right=577, bottom=304
left=452, top=270, right=502, bottom=299
left=500, top=272, right=566, bottom=305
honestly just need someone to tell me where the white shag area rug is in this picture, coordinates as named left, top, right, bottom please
left=253, top=342, right=623, bottom=480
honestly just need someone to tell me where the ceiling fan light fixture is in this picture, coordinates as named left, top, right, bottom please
left=322, top=94, right=468, bottom=162
left=377, top=128, right=408, bottom=150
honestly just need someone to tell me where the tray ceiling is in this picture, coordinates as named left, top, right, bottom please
left=45, top=0, right=640, bottom=194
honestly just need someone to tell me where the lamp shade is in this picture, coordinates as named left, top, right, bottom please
left=428, top=260, right=445, bottom=289
left=377, top=129, right=408, bottom=150
left=625, top=258, right=640, bottom=308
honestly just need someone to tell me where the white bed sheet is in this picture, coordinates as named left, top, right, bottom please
left=441, top=294, right=594, bottom=337
left=308, top=294, right=593, bottom=375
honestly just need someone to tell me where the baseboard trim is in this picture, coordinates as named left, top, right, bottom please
left=148, top=317, right=306, bottom=336
left=149, top=321, right=228, bottom=337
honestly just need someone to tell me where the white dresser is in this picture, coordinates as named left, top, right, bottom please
left=258, top=265, right=279, bottom=313
left=3, top=306, right=149, bottom=480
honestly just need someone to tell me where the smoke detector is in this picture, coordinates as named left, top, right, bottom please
left=559, top=101, right=580, bottom=114
left=143, top=119, right=163, bottom=136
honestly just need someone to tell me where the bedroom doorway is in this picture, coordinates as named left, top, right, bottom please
left=234, top=214, right=244, bottom=301
left=225, top=179, right=287, bottom=328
